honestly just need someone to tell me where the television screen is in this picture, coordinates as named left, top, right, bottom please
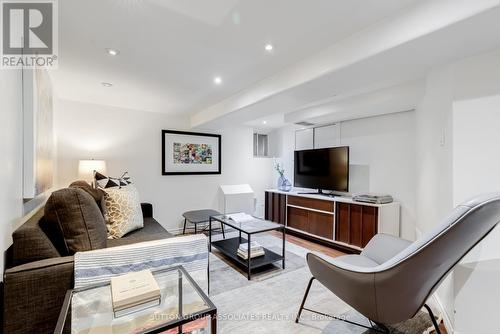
left=294, top=146, right=349, bottom=192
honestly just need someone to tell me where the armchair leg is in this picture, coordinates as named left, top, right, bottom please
left=295, top=277, right=388, bottom=333
left=370, top=320, right=390, bottom=334
left=295, top=277, right=315, bottom=323
left=423, top=304, right=442, bottom=334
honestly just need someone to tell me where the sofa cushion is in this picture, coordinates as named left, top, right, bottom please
left=44, top=188, right=108, bottom=255
left=69, top=180, right=105, bottom=204
left=106, top=217, right=172, bottom=248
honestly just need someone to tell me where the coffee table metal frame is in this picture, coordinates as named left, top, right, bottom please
left=208, top=215, right=285, bottom=280
left=54, top=265, right=217, bottom=334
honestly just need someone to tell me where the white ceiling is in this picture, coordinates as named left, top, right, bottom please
left=191, top=0, right=500, bottom=129
left=50, top=0, right=420, bottom=115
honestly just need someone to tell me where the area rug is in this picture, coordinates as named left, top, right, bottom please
left=208, top=233, right=438, bottom=334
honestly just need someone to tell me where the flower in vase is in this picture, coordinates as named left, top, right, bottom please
left=274, top=162, right=285, bottom=177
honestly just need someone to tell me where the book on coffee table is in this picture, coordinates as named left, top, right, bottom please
left=227, top=212, right=255, bottom=223
left=237, top=248, right=265, bottom=259
left=238, top=241, right=262, bottom=252
left=110, top=270, right=161, bottom=318
left=237, top=241, right=265, bottom=259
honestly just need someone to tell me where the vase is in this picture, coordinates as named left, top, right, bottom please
left=277, top=175, right=292, bottom=192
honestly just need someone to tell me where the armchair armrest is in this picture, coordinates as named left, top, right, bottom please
left=3, top=256, right=74, bottom=334
left=141, top=203, right=153, bottom=218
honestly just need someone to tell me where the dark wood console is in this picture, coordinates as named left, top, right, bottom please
left=336, top=203, right=378, bottom=248
left=264, top=190, right=400, bottom=251
left=265, top=191, right=286, bottom=225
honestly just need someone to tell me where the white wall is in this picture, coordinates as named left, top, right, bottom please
left=415, top=48, right=500, bottom=333
left=271, top=111, right=417, bottom=240
left=340, top=112, right=416, bottom=240
left=0, top=70, right=24, bottom=275
left=55, top=100, right=274, bottom=232
left=452, top=95, right=500, bottom=334
left=453, top=95, right=500, bottom=206
left=414, top=65, right=456, bottom=327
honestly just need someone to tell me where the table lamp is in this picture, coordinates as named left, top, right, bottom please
left=78, top=159, right=107, bottom=187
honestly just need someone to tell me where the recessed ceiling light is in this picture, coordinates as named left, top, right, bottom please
left=106, top=48, right=119, bottom=56
left=265, top=44, right=273, bottom=52
left=101, top=82, right=113, bottom=87
left=213, top=76, right=222, bottom=85
left=262, top=120, right=267, bottom=125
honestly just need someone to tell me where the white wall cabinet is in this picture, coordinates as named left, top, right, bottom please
left=295, top=128, right=314, bottom=150
left=313, top=124, right=340, bottom=148
left=294, top=124, right=340, bottom=150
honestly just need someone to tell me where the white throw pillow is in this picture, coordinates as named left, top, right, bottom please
left=102, top=184, right=144, bottom=239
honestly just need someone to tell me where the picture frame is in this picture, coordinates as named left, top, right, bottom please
left=23, top=68, right=55, bottom=199
left=162, top=130, right=221, bottom=175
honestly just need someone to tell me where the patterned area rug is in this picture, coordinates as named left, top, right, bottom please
left=208, top=233, right=437, bottom=334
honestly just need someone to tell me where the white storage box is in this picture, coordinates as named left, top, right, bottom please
left=219, top=184, right=255, bottom=215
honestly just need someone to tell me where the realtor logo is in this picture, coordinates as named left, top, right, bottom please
left=1, top=0, right=58, bottom=68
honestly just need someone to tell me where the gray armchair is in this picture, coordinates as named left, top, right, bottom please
left=296, top=193, right=500, bottom=333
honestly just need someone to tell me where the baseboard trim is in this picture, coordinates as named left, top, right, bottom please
left=167, top=225, right=230, bottom=236
left=167, top=227, right=184, bottom=235
left=432, top=293, right=454, bottom=334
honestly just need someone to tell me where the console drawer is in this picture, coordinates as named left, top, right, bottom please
left=287, top=206, right=334, bottom=239
left=287, top=195, right=334, bottom=213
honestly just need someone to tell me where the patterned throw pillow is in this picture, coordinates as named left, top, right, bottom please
left=95, top=171, right=131, bottom=189
left=95, top=172, right=143, bottom=239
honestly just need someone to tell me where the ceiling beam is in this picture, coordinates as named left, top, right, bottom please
left=191, top=0, right=500, bottom=128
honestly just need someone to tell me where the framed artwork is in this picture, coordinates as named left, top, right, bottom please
left=23, top=68, right=54, bottom=199
left=162, top=130, right=221, bottom=175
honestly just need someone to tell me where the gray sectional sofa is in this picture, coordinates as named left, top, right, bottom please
left=2, top=184, right=173, bottom=334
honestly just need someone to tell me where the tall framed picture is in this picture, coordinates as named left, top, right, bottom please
left=23, top=68, right=54, bottom=199
left=162, top=130, right=221, bottom=175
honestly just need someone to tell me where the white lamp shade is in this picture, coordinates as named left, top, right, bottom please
left=78, top=160, right=107, bottom=182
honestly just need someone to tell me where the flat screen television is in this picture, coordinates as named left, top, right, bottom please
left=294, top=146, right=349, bottom=193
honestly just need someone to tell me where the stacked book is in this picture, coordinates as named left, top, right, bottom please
left=110, top=270, right=161, bottom=318
left=228, top=212, right=254, bottom=223
left=237, top=241, right=265, bottom=259
left=353, top=193, right=394, bottom=204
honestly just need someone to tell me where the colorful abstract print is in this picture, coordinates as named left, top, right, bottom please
left=173, top=142, right=213, bottom=164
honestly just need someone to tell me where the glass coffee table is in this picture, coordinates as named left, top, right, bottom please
left=54, top=266, right=217, bottom=334
left=209, top=215, right=285, bottom=280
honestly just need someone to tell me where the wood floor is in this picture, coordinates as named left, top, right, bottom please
left=268, top=230, right=346, bottom=258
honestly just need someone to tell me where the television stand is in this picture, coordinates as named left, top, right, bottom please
left=264, top=190, right=401, bottom=251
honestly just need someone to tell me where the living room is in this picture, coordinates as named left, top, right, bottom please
left=2, top=1, right=500, bottom=333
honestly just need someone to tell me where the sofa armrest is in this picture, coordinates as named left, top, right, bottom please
left=141, top=203, right=153, bottom=218
left=3, top=256, right=74, bottom=334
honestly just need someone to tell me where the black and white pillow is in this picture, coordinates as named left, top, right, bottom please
left=94, top=172, right=143, bottom=239
left=94, top=171, right=132, bottom=189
